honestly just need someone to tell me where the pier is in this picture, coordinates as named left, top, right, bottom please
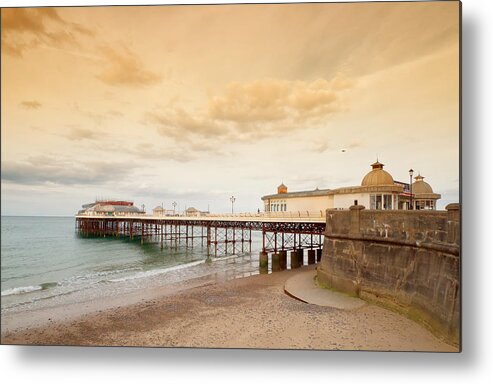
left=75, top=212, right=326, bottom=272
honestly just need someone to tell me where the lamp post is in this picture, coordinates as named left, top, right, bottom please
left=172, top=201, right=177, bottom=215
left=230, top=196, right=236, bottom=214
left=409, top=169, right=414, bottom=210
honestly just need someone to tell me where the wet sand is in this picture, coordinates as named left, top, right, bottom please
left=1, top=266, right=457, bottom=351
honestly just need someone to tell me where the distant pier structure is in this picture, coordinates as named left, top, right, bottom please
left=75, top=205, right=326, bottom=272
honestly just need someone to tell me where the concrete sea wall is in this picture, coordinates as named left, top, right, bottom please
left=317, top=204, right=460, bottom=344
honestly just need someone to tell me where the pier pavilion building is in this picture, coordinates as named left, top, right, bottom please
left=261, top=161, right=441, bottom=212
left=411, top=174, right=441, bottom=210
left=152, top=206, right=165, bottom=216
left=78, top=200, right=144, bottom=216
left=185, top=207, right=209, bottom=217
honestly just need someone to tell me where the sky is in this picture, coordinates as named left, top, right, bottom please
left=1, top=1, right=460, bottom=216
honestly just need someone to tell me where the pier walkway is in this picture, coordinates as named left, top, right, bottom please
left=75, top=211, right=328, bottom=270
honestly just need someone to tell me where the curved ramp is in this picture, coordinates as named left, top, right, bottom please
left=284, top=270, right=366, bottom=310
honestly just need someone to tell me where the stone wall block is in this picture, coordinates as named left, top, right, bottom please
left=349, top=205, right=365, bottom=235
left=318, top=205, right=461, bottom=345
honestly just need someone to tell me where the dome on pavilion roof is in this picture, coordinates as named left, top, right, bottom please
left=361, top=161, right=395, bottom=187
left=277, top=182, right=288, bottom=194
left=412, top=174, right=434, bottom=195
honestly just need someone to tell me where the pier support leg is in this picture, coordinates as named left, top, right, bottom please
left=249, top=228, right=252, bottom=253
left=297, top=249, right=304, bottom=267
left=316, top=249, right=322, bottom=263
left=290, top=251, right=300, bottom=269
left=206, top=226, right=211, bottom=257
left=279, top=251, right=287, bottom=270
left=271, top=253, right=281, bottom=272
left=308, top=249, right=316, bottom=265
left=259, top=251, right=268, bottom=274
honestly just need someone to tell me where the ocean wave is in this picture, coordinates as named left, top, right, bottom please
left=62, top=267, right=140, bottom=284
left=1, top=285, right=43, bottom=297
left=1, top=286, right=86, bottom=311
left=108, top=259, right=206, bottom=283
left=1, top=281, right=60, bottom=297
left=210, top=255, right=240, bottom=262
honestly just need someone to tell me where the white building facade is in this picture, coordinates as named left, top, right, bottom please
left=261, top=161, right=441, bottom=212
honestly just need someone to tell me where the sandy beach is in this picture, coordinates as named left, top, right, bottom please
left=1, top=266, right=457, bottom=351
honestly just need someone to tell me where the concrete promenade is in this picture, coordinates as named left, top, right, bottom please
left=284, top=268, right=366, bottom=310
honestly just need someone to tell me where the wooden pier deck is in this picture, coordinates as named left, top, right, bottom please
left=75, top=212, right=328, bottom=269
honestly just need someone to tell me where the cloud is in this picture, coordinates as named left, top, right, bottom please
left=208, top=79, right=290, bottom=123
left=208, top=76, right=350, bottom=124
left=346, top=140, right=362, bottom=149
left=129, top=184, right=226, bottom=204
left=72, top=104, right=108, bottom=125
left=129, top=144, right=197, bottom=163
left=2, top=8, right=51, bottom=35
left=1, top=156, right=136, bottom=186
left=148, top=74, right=354, bottom=145
left=64, top=127, right=99, bottom=141
left=86, top=139, right=200, bottom=163
left=313, top=141, right=331, bottom=153
left=127, top=140, right=224, bottom=162
left=1, top=8, right=93, bottom=57
left=96, top=46, right=162, bottom=87
left=146, top=107, right=223, bottom=140
left=3, top=40, right=31, bottom=57
left=108, top=110, right=124, bottom=117
left=20, top=100, right=42, bottom=109
left=287, top=174, right=331, bottom=190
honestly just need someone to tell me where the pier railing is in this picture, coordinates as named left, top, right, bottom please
left=76, top=210, right=328, bottom=222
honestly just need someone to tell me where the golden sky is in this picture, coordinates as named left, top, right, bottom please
left=1, top=1, right=460, bottom=215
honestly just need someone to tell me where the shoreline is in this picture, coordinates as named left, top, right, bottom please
left=1, top=265, right=457, bottom=351
left=1, top=271, right=225, bottom=334
left=1, top=252, right=259, bottom=333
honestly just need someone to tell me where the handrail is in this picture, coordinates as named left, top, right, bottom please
left=75, top=210, right=328, bottom=223
left=76, top=210, right=327, bottom=219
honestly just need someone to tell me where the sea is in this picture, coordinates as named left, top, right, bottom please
left=1, top=216, right=264, bottom=317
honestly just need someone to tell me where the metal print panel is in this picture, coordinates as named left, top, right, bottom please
left=1, top=1, right=461, bottom=351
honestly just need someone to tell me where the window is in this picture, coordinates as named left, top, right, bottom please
left=376, top=195, right=382, bottom=210
left=370, top=195, right=376, bottom=209
left=383, top=195, right=392, bottom=210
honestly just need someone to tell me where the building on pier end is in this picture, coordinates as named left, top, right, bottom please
left=152, top=206, right=165, bottom=216
left=261, top=160, right=441, bottom=212
left=78, top=200, right=145, bottom=216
